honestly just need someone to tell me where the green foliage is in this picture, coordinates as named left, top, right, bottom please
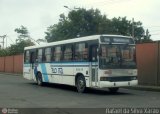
left=36, top=39, right=47, bottom=44
left=0, top=48, right=10, bottom=57
left=45, top=8, right=110, bottom=42
left=15, top=25, right=30, bottom=43
left=136, top=29, right=152, bottom=43
left=0, top=39, right=34, bottom=57
left=8, top=39, right=34, bottom=55
left=0, top=26, right=35, bottom=57
left=45, top=8, right=151, bottom=43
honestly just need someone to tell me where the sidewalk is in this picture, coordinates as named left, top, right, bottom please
left=125, top=85, right=160, bottom=92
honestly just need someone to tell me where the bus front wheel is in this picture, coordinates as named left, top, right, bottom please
left=76, top=75, right=86, bottom=93
left=108, top=87, right=119, bottom=93
left=36, top=73, right=43, bottom=86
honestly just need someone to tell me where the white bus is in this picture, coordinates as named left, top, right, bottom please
left=23, top=35, right=138, bottom=93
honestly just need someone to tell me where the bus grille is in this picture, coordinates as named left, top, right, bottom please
left=100, top=76, right=137, bottom=82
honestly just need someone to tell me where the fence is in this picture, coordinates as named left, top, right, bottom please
left=0, top=54, right=23, bottom=74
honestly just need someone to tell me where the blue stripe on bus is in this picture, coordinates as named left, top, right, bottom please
left=24, top=64, right=30, bottom=67
left=50, top=61, right=98, bottom=65
left=50, top=61, right=90, bottom=64
left=50, top=61, right=98, bottom=67
left=51, top=65, right=98, bottom=67
left=40, top=63, right=49, bottom=82
left=50, top=62, right=90, bottom=65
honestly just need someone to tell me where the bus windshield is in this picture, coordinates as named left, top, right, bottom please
left=99, top=44, right=136, bottom=69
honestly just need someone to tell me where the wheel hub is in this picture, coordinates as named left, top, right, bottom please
left=78, top=80, right=84, bottom=88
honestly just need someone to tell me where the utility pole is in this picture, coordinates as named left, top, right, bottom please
left=0, top=35, right=6, bottom=49
left=6, top=35, right=7, bottom=48
left=132, top=18, right=134, bottom=38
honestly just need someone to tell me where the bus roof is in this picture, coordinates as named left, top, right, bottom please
left=24, top=34, right=133, bottom=50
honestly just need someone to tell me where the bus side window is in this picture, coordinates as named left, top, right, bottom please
left=51, top=47, right=55, bottom=61
left=54, top=46, right=62, bottom=61
left=30, top=51, right=37, bottom=63
left=75, top=43, right=88, bottom=61
left=91, top=45, right=98, bottom=62
left=38, top=49, right=43, bottom=62
left=24, top=50, right=30, bottom=63
left=63, top=44, right=73, bottom=61
left=44, top=47, right=51, bottom=62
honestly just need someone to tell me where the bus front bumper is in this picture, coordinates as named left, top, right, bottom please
left=99, top=80, right=138, bottom=88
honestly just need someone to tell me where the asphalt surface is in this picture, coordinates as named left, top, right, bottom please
left=0, top=74, right=160, bottom=109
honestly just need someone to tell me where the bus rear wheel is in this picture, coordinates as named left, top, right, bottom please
left=76, top=75, right=86, bottom=93
left=36, top=73, right=43, bottom=86
left=108, top=87, right=119, bottom=93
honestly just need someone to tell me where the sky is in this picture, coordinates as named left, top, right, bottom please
left=0, top=0, right=160, bottom=47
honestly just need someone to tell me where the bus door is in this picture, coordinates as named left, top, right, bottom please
left=90, top=45, right=98, bottom=87
left=30, top=50, right=36, bottom=81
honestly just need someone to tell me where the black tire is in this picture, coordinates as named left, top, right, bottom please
left=76, top=75, right=86, bottom=93
left=36, top=73, right=43, bottom=86
left=108, top=87, right=119, bottom=93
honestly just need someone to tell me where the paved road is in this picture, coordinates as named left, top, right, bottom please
left=0, top=74, right=160, bottom=108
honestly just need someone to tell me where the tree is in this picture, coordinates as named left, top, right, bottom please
left=36, top=38, right=47, bottom=44
left=0, top=39, right=34, bottom=57
left=0, top=26, right=35, bottom=57
left=138, top=29, right=152, bottom=43
left=8, top=39, right=34, bottom=55
left=45, top=8, right=150, bottom=43
left=0, top=48, right=10, bottom=57
left=11, top=26, right=35, bottom=55
left=45, top=8, right=111, bottom=42
left=109, top=17, right=150, bottom=43
left=15, top=25, right=30, bottom=43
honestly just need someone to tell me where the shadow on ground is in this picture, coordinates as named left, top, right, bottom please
left=28, top=82, right=133, bottom=96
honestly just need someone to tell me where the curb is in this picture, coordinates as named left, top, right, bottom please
left=124, top=86, right=160, bottom=92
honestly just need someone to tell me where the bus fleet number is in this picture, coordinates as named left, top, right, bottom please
left=51, top=67, right=63, bottom=74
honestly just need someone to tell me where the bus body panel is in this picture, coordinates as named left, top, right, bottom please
left=23, top=63, right=32, bottom=80
left=26, top=62, right=91, bottom=86
left=99, top=80, right=138, bottom=88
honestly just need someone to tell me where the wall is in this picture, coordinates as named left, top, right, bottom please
left=13, top=55, right=23, bottom=73
left=158, top=42, right=160, bottom=86
left=0, top=57, right=5, bottom=72
left=136, top=43, right=159, bottom=85
left=136, top=42, right=160, bottom=86
left=0, top=54, right=23, bottom=74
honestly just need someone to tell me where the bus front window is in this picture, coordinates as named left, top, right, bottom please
left=99, top=44, right=136, bottom=69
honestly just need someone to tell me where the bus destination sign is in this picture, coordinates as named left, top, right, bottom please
left=100, top=36, right=134, bottom=44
